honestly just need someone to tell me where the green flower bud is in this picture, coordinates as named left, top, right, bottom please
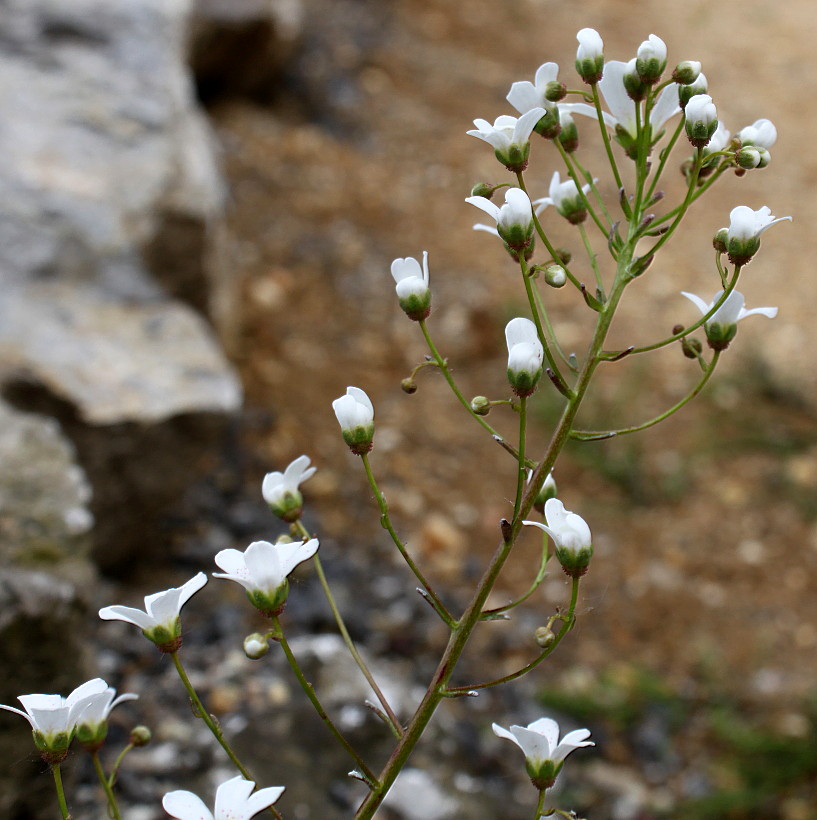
left=130, top=725, right=152, bottom=747
left=470, top=396, right=491, bottom=416
left=244, top=633, right=271, bottom=660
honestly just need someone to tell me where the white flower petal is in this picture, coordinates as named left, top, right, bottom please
left=162, top=789, right=215, bottom=820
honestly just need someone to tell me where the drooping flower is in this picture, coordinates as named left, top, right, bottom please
left=737, top=118, right=777, bottom=150
left=99, top=573, right=208, bottom=653
left=332, top=386, right=375, bottom=455
left=681, top=289, right=777, bottom=350
left=163, top=775, right=285, bottom=820
left=262, top=455, right=316, bottom=522
left=390, top=252, right=431, bottom=321
left=524, top=498, right=593, bottom=576
left=684, top=94, right=718, bottom=148
left=213, top=538, right=320, bottom=617
left=465, top=187, right=534, bottom=253
left=575, top=28, right=604, bottom=84
left=562, top=60, right=680, bottom=157
left=467, top=108, right=546, bottom=171
left=75, top=685, right=139, bottom=751
left=505, top=318, right=544, bottom=397
left=506, top=64, right=564, bottom=138
left=492, top=717, right=594, bottom=790
left=723, top=205, right=791, bottom=265
left=0, top=678, right=110, bottom=760
left=533, top=171, right=593, bottom=224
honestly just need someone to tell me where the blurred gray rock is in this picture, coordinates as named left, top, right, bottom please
left=0, top=0, right=244, bottom=570
left=0, top=398, right=93, bottom=563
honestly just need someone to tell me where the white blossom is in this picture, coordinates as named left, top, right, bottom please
left=262, top=455, right=316, bottom=520
left=681, top=290, right=778, bottom=327
left=576, top=28, right=603, bottom=62
left=562, top=60, right=680, bottom=139
left=466, top=187, right=533, bottom=238
left=467, top=109, right=545, bottom=152
left=163, top=776, right=285, bottom=820
left=738, top=118, right=777, bottom=149
left=727, top=205, right=790, bottom=243
left=390, top=252, right=430, bottom=302
left=524, top=498, right=592, bottom=575
left=506, top=63, right=560, bottom=115
left=505, top=317, right=544, bottom=395
left=99, top=573, right=207, bottom=650
left=533, top=171, right=593, bottom=220
left=213, top=538, right=319, bottom=614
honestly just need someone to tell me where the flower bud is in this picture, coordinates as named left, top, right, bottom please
left=130, top=725, right=152, bottom=747
left=575, top=28, right=604, bottom=84
left=544, top=264, right=567, bottom=288
left=681, top=336, right=703, bottom=359
left=244, top=633, right=270, bottom=660
left=332, top=387, right=375, bottom=455
left=401, top=377, right=417, bottom=394
left=534, top=626, right=556, bottom=648
left=545, top=81, right=567, bottom=102
left=470, top=182, right=495, bottom=199
left=623, top=59, right=648, bottom=101
left=672, top=60, right=701, bottom=85
left=635, top=35, right=667, bottom=84
left=470, top=396, right=491, bottom=416
left=533, top=472, right=558, bottom=513
left=713, top=227, right=728, bottom=254
left=390, top=252, right=431, bottom=321
left=685, top=94, right=718, bottom=148
left=557, top=109, right=579, bottom=153
left=505, top=318, right=544, bottom=397
left=678, top=72, right=707, bottom=107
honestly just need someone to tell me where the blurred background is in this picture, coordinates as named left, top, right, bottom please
left=0, top=0, right=815, bottom=817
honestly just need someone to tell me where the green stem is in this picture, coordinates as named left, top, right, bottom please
left=271, top=617, right=378, bottom=788
left=481, top=537, right=550, bottom=618
left=650, top=159, right=729, bottom=229
left=448, top=576, right=580, bottom=692
left=418, top=319, right=505, bottom=441
left=534, top=789, right=547, bottom=819
left=360, top=453, right=454, bottom=625
left=107, top=743, right=132, bottom=790
left=590, top=83, right=627, bottom=209
left=572, top=350, right=720, bottom=439
left=516, top=172, right=583, bottom=293
left=293, top=519, right=403, bottom=738
left=646, top=117, right=685, bottom=202
left=530, top=281, right=577, bottom=372
left=91, top=750, right=122, bottom=820
left=570, top=152, right=614, bottom=225
left=353, top=261, right=630, bottom=820
left=519, top=258, right=570, bottom=395
left=513, top=396, right=528, bottom=522
left=578, top=222, right=603, bottom=297
left=170, top=652, right=283, bottom=818
left=51, top=763, right=70, bottom=820
left=617, top=268, right=741, bottom=355
left=555, top=141, right=608, bottom=237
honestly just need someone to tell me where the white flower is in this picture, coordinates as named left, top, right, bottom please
left=533, top=171, right=593, bottom=223
left=0, top=678, right=109, bottom=757
left=738, top=118, right=777, bottom=149
left=74, top=684, right=139, bottom=749
left=576, top=28, right=603, bottom=61
left=492, top=717, right=593, bottom=789
left=681, top=289, right=777, bottom=350
left=467, top=109, right=545, bottom=153
left=213, top=538, right=319, bottom=615
left=684, top=94, right=718, bottom=147
left=507, top=63, right=560, bottom=115
left=562, top=60, right=680, bottom=141
left=465, top=188, right=533, bottom=250
left=727, top=206, right=790, bottom=243
left=724, top=205, right=791, bottom=264
left=636, top=34, right=667, bottom=83
left=390, top=252, right=431, bottom=320
left=637, top=34, right=666, bottom=63
left=505, top=317, right=543, bottom=396
left=262, top=455, right=316, bottom=521
left=523, top=498, right=593, bottom=576
left=163, top=776, right=285, bottom=820
left=99, top=573, right=208, bottom=651
left=332, top=386, right=375, bottom=454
